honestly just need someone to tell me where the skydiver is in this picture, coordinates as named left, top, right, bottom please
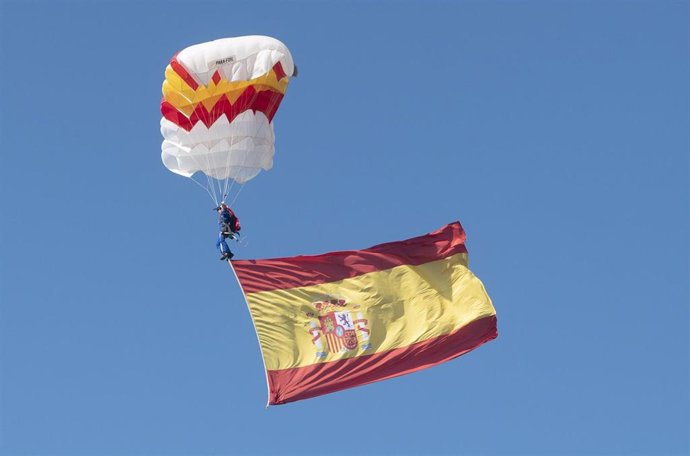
left=214, top=203, right=241, bottom=261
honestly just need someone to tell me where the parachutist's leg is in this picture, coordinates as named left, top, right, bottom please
left=216, top=233, right=226, bottom=253
left=217, top=233, right=233, bottom=260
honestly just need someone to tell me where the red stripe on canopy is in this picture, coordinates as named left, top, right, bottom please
left=161, top=87, right=284, bottom=131
left=170, top=57, right=199, bottom=90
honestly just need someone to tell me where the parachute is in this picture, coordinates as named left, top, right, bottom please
left=160, top=35, right=295, bottom=204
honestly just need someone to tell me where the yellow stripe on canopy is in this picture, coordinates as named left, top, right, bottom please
left=162, top=67, right=289, bottom=116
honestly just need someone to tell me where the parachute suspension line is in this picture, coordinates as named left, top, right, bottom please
left=221, top=178, right=236, bottom=206
left=222, top=133, right=250, bottom=205
left=207, top=162, right=221, bottom=205
left=221, top=166, right=242, bottom=206
left=198, top=139, right=220, bottom=205
left=205, top=172, right=220, bottom=207
left=212, top=178, right=222, bottom=206
left=190, top=174, right=219, bottom=204
left=195, top=154, right=220, bottom=205
left=177, top=145, right=219, bottom=205
left=220, top=132, right=238, bottom=204
left=229, top=181, right=246, bottom=206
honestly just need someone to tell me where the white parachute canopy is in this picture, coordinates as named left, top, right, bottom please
left=160, top=35, right=295, bottom=204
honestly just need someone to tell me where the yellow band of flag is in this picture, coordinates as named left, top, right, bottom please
left=246, top=252, right=494, bottom=370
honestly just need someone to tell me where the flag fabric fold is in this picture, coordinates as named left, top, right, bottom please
left=231, top=222, right=497, bottom=405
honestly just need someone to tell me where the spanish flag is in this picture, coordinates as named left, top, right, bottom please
left=231, top=222, right=497, bottom=405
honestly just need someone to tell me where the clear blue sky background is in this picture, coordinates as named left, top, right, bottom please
left=1, top=1, right=687, bottom=455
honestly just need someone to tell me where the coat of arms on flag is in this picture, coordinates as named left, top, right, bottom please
left=307, top=298, right=372, bottom=358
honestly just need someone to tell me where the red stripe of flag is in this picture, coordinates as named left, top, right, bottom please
left=267, top=315, right=497, bottom=405
left=233, top=222, right=468, bottom=294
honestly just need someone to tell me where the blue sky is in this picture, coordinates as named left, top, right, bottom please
left=1, top=1, right=687, bottom=455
